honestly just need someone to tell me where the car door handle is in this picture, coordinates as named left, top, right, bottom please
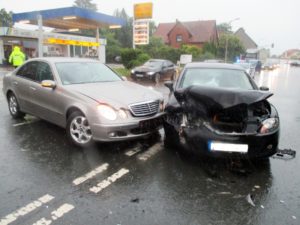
left=30, top=87, right=36, bottom=91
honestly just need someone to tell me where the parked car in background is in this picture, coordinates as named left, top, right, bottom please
left=131, top=59, right=176, bottom=83
left=163, top=63, right=279, bottom=159
left=3, top=58, right=165, bottom=147
left=262, top=62, right=274, bottom=70
left=234, top=62, right=255, bottom=78
left=290, top=61, right=300, bottom=67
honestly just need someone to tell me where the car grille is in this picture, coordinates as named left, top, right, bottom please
left=129, top=100, right=160, bottom=117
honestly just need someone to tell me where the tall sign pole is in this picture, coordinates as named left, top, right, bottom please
left=37, top=14, right=43, bottom=57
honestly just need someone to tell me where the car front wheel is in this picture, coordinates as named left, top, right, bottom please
left=8, top=93, right=25, bottom=119
left=67, top=111, right=93, bottom=147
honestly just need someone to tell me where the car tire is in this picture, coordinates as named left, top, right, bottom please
left=66, top=111, right=94, bottom=148
left=154, top=73, right=160, bottom=84
left=163, top=121, right=180, bottom=149
left=7, top=93, right=25, bottom=119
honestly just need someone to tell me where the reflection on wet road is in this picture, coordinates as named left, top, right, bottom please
left=0, top=65, right=299, bottom=225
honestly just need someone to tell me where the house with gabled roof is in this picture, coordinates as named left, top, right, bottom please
left=154, top=20, right=218, bottom=48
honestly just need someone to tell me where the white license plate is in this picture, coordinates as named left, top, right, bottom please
left=209, top=141, right=248, bottom=153
left=136, top=74, right=143, bottom=77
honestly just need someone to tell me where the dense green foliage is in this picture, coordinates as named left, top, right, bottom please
left=73, top=0, right=97, bottom=11
left=0, top=8, right=13, bottom=27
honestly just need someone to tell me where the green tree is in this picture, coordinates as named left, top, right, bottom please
left=0, top=8, right=13, bottom=27
left=202, top=42, right=217, bottom=56
left=217, top=23, right=232, bottom=33
left=113, top=9, right=133, bottom=48
left=73, top=0, right=97, bottom=11
left=217, top=34, right=245, bottom=62
left=180, top=45, right=202, bottom=58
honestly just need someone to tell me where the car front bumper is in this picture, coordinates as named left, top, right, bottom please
left=91, top=113, right=164, bottom=142
left=179, top=125, right=279, bottom=158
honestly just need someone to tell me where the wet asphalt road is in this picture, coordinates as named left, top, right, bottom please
left=0, top=65, right=299, bottom=225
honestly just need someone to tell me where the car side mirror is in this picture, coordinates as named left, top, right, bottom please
left=259, top=86, right=269, bottom=91
left=164, top=81, right=174, bottom=92
left=41, top=80, right=56, bottom=89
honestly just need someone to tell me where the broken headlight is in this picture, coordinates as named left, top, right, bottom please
left=259, top=118, right=279, bottom=134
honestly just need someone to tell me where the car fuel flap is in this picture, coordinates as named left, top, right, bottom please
left=175, top=86, right=273, bottom=110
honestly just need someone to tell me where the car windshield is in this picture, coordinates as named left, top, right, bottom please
left=180, top=68, right=254, bottom=90
left=55, top=62, right=122, bottom=85
left=144, top=60, right=163, bottom=67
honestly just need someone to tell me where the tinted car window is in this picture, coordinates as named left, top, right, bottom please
left=55, top=62, right=122, bottom=85
left=16, top=61, right=38, bottom=81
left=180, top=68, right=254, bottom=90
left=144, top=60, right=163, bottom=67
left=36, top=62, right=54, bottom=82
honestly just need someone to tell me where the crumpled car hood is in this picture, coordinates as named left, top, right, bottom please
left=176, top=85, right=273, bottom=109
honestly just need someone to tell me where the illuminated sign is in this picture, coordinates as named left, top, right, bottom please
left=45, top=38, right=99, bottom=47
left=133, top=21, right=149, bottom=45
left=134, top=2, right=153, bottom=20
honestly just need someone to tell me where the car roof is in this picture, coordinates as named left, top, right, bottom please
left=148, top=59, right=168, bottom=62
left=184, top=62, right=244, bottom=70
left=27, top=57, right=100, bottom=63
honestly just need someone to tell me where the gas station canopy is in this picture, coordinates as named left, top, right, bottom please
left=12, top=7, right=126, bottom=30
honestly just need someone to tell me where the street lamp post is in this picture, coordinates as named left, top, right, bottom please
left=224, top=17, right=240, bottom=63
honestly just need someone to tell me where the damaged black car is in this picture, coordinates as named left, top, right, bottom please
left=163, top=63, right=280, bottom=158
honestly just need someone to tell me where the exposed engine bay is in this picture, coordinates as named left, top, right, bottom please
left=167, top=86, right=275, bottom=135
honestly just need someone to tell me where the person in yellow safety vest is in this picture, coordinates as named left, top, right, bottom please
left=9, top=46, right=26, bottom=68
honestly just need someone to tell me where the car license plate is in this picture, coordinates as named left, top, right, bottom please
left=208, top=141, right=248, bottom=153
left=136, top=74, right=143, bottom=77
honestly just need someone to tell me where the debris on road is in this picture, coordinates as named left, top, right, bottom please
left=292, top=216, right=297, bottom=220
left=273, top=148, right=296, bottom=160
left=246, top=194, right=256, bottom=207
left=130, top=197, right=140, bottom=203
left=260, top=205, right=265, bottom=209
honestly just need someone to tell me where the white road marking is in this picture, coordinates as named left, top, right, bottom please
left=125, top=148, right=141, bottom=157
left=0, top=194, right=54, bottom=225
left=13, top=121, right=37, bottom=127
left=138, top=143, right=162, bottom=161
left=89, top=168, right=129, bottom=194
left=72, top=163, right=109, bottom=186
left=32, top=203, right=74, bottom=225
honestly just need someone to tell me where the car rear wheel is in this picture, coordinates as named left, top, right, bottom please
left=67, top=111, right=93, bottom=147
left=8, top=93, right=25, bottom=119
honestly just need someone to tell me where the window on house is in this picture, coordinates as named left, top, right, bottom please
left=176, top=35, right=183, bottom=42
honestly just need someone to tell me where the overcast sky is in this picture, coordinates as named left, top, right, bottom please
left=1, top=0, right=299, bottom=54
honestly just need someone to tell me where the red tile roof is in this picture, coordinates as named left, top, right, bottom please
left=154, top=20, right=217, bottom=43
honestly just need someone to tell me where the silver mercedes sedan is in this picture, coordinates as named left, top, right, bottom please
left=2, top=58, right=165, bottom=147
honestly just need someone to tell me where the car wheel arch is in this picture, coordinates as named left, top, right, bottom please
left=6, top=90, right=14, bottom=101
left=66, top=107, right=85, bottom=120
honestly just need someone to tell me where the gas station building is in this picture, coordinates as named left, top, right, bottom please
left=0, top=7, right=125, bottom=64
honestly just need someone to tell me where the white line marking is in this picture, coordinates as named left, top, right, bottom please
left=125, top=148, right=141, bottom=157
left=13, top=121, right=37, bottom=127
left=89, top=168, right=129, bottom=194
left=72, top=163, right=109, bottom=186
left=138, top=143, right=162, bottom=161
left=32, top=203, right=74, bottom=225
left=0, top=194, right=54, bottom=225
